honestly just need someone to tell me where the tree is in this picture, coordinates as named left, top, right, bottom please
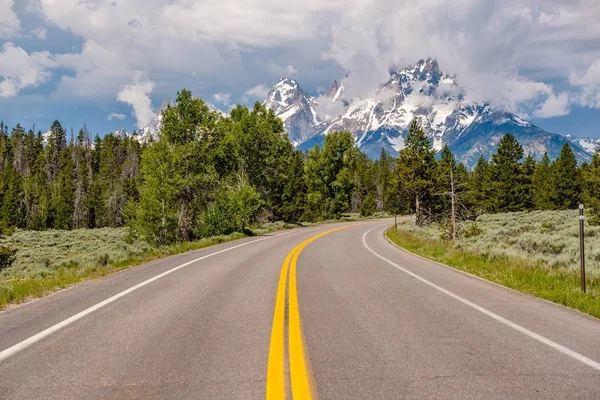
left=490, top=133, right=525, bottom=212
left=551, top=142, right=580, bottom=209
left=279, top=150, right=307, bottom=222
left=532, top=152, right=554, bottom=210
left=468, top=155, right=494, bottom=214
left=395, top=119, right=436, bottom=225
left=582, top=151, right=600, bottom=224
left=519, top=155, right=536, bottom=211
left=161, top=89, right=219, bottom=145
left=303, top=131, right=358, bottom=220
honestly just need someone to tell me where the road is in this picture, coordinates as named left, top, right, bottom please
left=0, top=220, right=599, bottom=399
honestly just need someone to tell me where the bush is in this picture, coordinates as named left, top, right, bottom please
left=360, top=193, right=376, bottom=217
left=463, top=221, right=482, bottom=238
left=0, top=246, right=17, bottom=271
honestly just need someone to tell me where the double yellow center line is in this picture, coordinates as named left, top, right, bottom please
left=265, top=226, right=354, bottom=400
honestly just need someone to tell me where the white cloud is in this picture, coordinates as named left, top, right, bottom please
left=32, top=28, right=47, bottom=39
left=3, top=0, right=596, bottom=123
left=570, top=58, right=600, bottom=109
left=0, top=0, right=20, bottom=39
left=323, top=0, right=587, bottom=117
left=241, top=84, right=271, bottom=102
left=213, top=92, right=231, bottom=105
left=0, top=42, right=55, bottom=98
left=570, top=59, right=600, bottom=86
left=25, top=0, right=42, bottom=14
left=286, top=65, right=298, bottom=75
left=108, top=112, right=126, bottom=121
left=534, top=92, right=571, bottom=118
left=117, top=71, right=156, bottom=129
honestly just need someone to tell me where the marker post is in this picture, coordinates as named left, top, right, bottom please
left=579, top=204, right=586, bottom=293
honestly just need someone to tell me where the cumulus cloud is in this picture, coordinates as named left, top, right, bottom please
left=213, top=92, right=231, bottom=105
left=0, top=42, right=55, bottom=97
left=117, top=72, right=156, bottom=129
left=534, top=92, right=571, bottom=118
left=0, top=0, right=20, bottom=39
left=286, top=65, right=298, bottom=76
left=4, top=0, right=599, bottom=125
left=241, top=84, right=271, bottom=102
left=108, top=112, right=126, bottom=121
left=570, top=60, right=600, bottom=86
left=322, top=0, right=594, bottom=118
left=32, top=28, right=47, bottom=39
left=570, top=58, right=600, bottom=109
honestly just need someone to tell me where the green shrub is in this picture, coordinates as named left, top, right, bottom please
left=0, top=246, right=17, bottom=271
left=360, top=193, right=376, bottom=217
left=463, top=221, right=482, bottom=238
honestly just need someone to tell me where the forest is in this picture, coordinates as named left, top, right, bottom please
left=0, top=89, right=599, bottom=247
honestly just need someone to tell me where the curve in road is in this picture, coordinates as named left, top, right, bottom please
left=0, top=219, right=599, bottom=399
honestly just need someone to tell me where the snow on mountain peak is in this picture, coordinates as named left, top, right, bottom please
left=263, top=58, right=593, bottom=166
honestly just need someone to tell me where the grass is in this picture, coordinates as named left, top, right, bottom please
left=0, top=221, right=300, bottom=311
left=386, top=211, right=600, bottom=319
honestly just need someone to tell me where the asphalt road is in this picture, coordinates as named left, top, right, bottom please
left=0, top=220, right=599, bottom=399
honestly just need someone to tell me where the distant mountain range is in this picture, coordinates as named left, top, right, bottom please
left=263, top=58, right=597, bottom=167
left=104, top=58, right=598, bottom=167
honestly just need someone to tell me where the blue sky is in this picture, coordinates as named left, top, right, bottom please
left=1, top=0, right=600, bottom=138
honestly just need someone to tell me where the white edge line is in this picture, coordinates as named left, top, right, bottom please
left=362, top=227, right=600, bottom=372
left=0, top=230, right=296, bottom=364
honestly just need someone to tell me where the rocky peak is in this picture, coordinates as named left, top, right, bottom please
left=264, top=78, right=306, bottom=114
left=325, top=80, right=342, bottom=99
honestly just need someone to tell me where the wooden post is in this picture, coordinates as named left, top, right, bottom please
left=579, top=204, right=586, bottom=293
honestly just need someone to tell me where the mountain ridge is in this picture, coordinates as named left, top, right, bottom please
left=264, top=58, right=593, bottom=166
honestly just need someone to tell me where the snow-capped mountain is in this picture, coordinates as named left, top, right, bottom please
left=265, top=58, right=593, bottom=167
left=263, top=78, right=320, bottom=145
left=567, top=136, right=600, bottom=155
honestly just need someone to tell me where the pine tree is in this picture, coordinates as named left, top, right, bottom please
left=582, top=150, right=600, bottom=224
left=490, top=133, right=525, bottom=212
left=532, top=152, right=554, bottom=210
left=1, top=166, right=25, bottom=229
left=551, top=143, right=580, bottom=209
left=519, top=155, right=536, bottom=211
left=468, top=155, right=494, bottom=214
left=53, top=149, right=75, bottom=230
left=394, top=119, right=436, bottom=225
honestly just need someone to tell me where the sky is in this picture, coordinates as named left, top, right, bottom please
left=1, top=0, right=600, bottom=138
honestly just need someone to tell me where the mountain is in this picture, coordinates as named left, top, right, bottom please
left=265, top=58, right=593, bottom=167
left=567, top=136, right=600, bottom=155
left=263, top=78, right=320, bottom=145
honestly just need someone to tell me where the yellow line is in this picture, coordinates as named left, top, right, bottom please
left=288, top=227, right=350, bottom=399
left=266, top=225, right=359, bottom=400
left=266, top=242, right=301, bottom=400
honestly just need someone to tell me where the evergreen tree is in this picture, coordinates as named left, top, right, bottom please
left=490, top=133, right=525, bottom=212
left=582, top=150, right=600, bottom=224
left=551, top=143, right=580, bottom=209
left=53, top=150, right=75, bottom=230
left=1, top=166, right=25, bottom=229
left=519, top=155, right=536, bottom=211
left=467, top=155, right=493, bottom=215
left=394, top=119, right=436, bottom=225
left=532, top=152, right=554, bottom=210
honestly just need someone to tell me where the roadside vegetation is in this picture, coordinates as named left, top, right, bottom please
left=0, top=213, right=388, bottom=310
left=2, top=85, right=600, bottom=310
left=387, top=210, right=600, bottom=318
left=0, top=223, right=285, bottom=310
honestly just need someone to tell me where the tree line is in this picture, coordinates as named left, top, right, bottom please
left=0, top=89, right=599, bottom=244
